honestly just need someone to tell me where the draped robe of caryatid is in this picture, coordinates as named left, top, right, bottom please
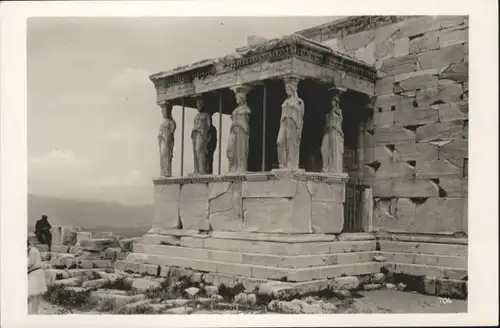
left=227, top=103, right=251, bottom=172
left=158, top=117, right=176, bottom=177
left=191, top=112, right=212, bottom=174
left=321, top=97, right=344, bottom=173
left=277, top=88, right=304, bottom=169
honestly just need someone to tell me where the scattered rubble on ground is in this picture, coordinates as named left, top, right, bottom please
left=32, top=229, right=468, bottom=314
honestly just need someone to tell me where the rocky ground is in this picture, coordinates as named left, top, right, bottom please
left=31, top=230, right=467, bottom=315
left=38, top=265, right=467, bottom=315
left=38, top=288, right=467, bottom=315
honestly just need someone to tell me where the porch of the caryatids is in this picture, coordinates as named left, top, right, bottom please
left=227, top=85, right=252, bottom=173
left=321, top=88, right=346, bottom=173
left=276, top=76, right=305, bottom=170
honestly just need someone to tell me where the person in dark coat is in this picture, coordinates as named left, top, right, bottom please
left=206, top=114, right=218, bottom=174
left=35, top=214, right=52, bottom=251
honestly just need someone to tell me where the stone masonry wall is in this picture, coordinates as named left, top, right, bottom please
left=298, top=16, right=469, bottom=235
left=28, top=226, right=141, bottom=283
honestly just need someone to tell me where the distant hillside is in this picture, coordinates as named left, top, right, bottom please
left=28, top=194, right=154, bottom=237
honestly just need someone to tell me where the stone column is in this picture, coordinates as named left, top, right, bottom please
left=360, top=97, right=375, bottom=233
left=227, top=85, right=252, bottom=173
left=321, top=88, right=346, bottom=173
left=358, top=96, right=376, bottom=181
left=158, top=101, right=176, bottom=177
left=276, top=76, right=304, bottom=170
left=191, top=97, right=212, bottom=175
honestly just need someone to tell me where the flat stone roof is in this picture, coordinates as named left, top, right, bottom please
left=150, top=34, right=377, bottom=90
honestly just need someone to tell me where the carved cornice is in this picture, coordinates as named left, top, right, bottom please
left=152, top=65, right=217, bottom=89
left=295, top=16, right=415, bottom=40
left=150, top=34, right=377, bottom=91
left=153, top=171, right=348, bottom=185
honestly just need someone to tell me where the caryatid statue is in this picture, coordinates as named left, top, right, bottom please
left=158, top=102, right=176, bottom=177
left=227, top=85, right=252, bottom=172
left=321, top=89, right=345, bottom=173
left=191, top=97, right=212, bottom=174
left=277, top=76, right=304, bottom=169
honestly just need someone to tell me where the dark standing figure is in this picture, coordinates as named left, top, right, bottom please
left=35, top=214, right=52, bottom=251
left=207, top=113, right=217, bottom=174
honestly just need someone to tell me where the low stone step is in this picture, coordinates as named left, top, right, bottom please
left=380, top=251, right=467, bottom=269
left=378, top=240, right=467, bottom=256
left=44, top=269, right=70, bottom=284
left=131, top=277, right=162, bottom=292
left=423, top=277, right=467, bottom=299
left=114, top=261, right=160, bottom=276
left=82, top=278, right=109, bottom=289
left=164, top=306, right=194, bottom=314
left=376, top=233, right=468, bottom=245
left=50, top=253, right=76, bottom=269
left=75, top=259, right=113, bottom=270
left=66, top=269, right=104, bottom=279
left=383, top=262, right=467, bottom=280
left=50, top=244, right=70, bottom=253
left=89, top=289, right=145, bottom=308
left=211, top=231, right=375, bottom=242
left=142, top=235, right=377, bottom=256
left=133, top=243, right=377, bottom=269
left=80, top=238, right=120, bottom=252
left=118, top=253, right=381, bottom=282
left=51, top=277, right=82, bottom=287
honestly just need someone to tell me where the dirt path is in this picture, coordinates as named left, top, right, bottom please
left=351, top=290, right=467, bottom=313
left=38, top=299, right=101, bottom=315
left=37, top=290, right=467, bottom=315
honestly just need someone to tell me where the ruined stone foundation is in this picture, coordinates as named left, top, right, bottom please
left=117, top=172, right=379, bottom=290
left=115, top=171, right=467, bottom=294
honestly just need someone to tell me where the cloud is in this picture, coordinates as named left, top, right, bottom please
left=28, top=150, right=152, bottom=204
left=28, top=150, right=96, bottom=199
left=96, top=169, right=149, bottom=188
left=30, top=149, right=92, bottom=170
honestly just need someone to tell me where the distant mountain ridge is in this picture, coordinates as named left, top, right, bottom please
left=28, top=194, right=154, bottom=237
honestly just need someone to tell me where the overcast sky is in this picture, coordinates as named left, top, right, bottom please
left=27, top=16, right=338, bottom=205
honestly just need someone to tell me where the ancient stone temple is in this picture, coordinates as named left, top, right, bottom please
left=121, top=16, right=468, bottom=292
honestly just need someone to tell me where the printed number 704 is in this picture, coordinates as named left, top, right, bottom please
left=438, top=297, right=453, bottom=304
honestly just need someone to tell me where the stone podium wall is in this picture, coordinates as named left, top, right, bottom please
left=153, top=172, right=347, bottom=234
left=298, top=16, right=469, bottom=236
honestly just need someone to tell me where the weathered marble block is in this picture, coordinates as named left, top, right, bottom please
left=152, top=173, right=346, bottom=235
left=373, top=196, right=465, bottom=234
left=208, top=181, right=243, bottom=232
left=242, top=198, right=294, bottom=233
left=290, top=181, right=312, bottom=233
left=242, top=180, right=296, bottom=198
left=179, top=183, right=210, bottom=231
left=311, top=201, right=344, bottom=233
left=307, top=181, right=345, bottom=202
left=50, top=226, right=82, bottom=246
left=153, top=184, right=180, bottom=229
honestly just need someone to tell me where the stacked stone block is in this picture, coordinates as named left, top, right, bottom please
left=299, top=16, right=469, bottom=236
left=153, top=172, right=347, bottom=234
left=29, top=226, right=138, bottom=272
